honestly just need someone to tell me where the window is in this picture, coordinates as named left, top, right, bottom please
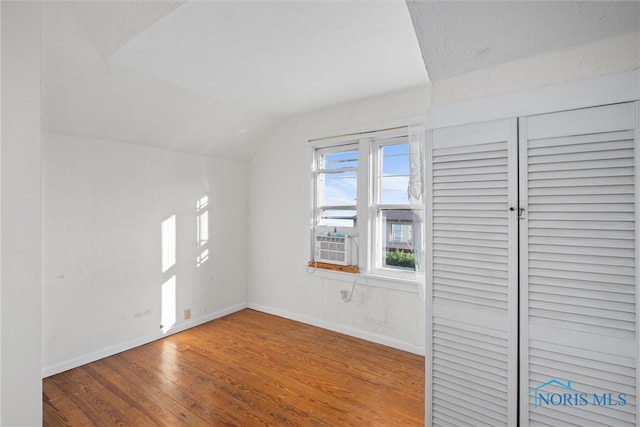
left=309, top=122, right=424, bottom=283
left=314, top=145, right=359, bottom=230
left=373, top=139, right=422, bottom=276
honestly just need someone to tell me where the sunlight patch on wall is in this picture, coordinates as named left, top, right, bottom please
left=161, top=214, right=176, bottom=273
left=161, top=275, right=176, bottom=334
left=196, top=196, right=209, bottom=267
left=196, top=248, right=209, bottom=267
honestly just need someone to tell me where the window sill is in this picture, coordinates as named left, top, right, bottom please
left=303, top=265, right=419, bottom=294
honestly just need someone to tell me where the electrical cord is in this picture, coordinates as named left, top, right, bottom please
left=342, top=237, right=359, bottom=303
left=306, top=259, right=319, bottom=274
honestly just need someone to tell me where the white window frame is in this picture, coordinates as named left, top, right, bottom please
left=307, top=117, right=425, bottom=291
left=312, top=143, right=360, bottom=236
left=370, top=136, right=422, bottom=281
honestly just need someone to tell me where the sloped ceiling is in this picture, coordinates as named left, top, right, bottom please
left=108, top=1, right=427, bottom=117
left=42, top=1, right=640, bottom=161
left=406, top=0, right=640, bottom=81
left=41, top=0, right=427, bottom=161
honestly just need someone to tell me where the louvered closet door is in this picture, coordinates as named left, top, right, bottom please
left=520, top=102, right=639, bottom=426
left=427, top=119, right=519, bottom=426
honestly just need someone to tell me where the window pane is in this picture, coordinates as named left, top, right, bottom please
left=380, top=209, right=415, bottom=271
left=316, top=145, right=359, bottom=229
left=321, top=150, right=359, bottom=170
left=321, top=208, right=357, bottom=227
left=320, top=170, right=357, bottom=206
left=381, top=143, right=410, bottom=205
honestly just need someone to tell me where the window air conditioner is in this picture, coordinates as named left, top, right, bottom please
left=314, top=233, right=352, bottom=266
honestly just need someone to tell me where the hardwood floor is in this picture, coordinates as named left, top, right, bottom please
left=43, top=309, right=425, bottom=426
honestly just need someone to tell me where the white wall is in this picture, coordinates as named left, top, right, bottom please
left=1, top=2, right=42, bottom=425
left=248, top=85, right=429, bottom=354
left=42, top=132, right=248, bottom=375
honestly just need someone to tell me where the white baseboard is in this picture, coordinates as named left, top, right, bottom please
left=43, top=301, right=423, bottom=378
left=247, top=303, right=425, bottom=356
left=42, top=303, right=247, bottom=378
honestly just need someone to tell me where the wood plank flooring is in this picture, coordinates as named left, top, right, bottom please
left=43, top=309, right=425, bottom=426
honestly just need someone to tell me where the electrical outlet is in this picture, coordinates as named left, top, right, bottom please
left=340, top=290, right=348, bottom=300
left=184, top=308, right=191, bottom=320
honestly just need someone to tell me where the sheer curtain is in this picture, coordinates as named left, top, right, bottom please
left=408, top=123, right=425, bottom=300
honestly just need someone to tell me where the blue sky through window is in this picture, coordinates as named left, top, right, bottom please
left=319, top=148, right=359, bottom=227
left=324, top=171, right=357, bottom=206
left=381, top=143, right=410, bottom=204
left=320, top=148, right=358, bottom=207
left=323, top=150, right=358, bottom=170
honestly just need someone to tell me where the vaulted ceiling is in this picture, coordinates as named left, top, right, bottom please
left=41, top=0, right=425, bottom=161
left=41, top=1, right=640, bottom=161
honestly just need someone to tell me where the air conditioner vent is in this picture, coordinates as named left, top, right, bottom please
left=314, top=234, right=352, bottom=266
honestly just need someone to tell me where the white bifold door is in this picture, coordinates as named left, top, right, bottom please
left=520, top=102, right=639, bottom=426
left=427, top=102, right=639, bottom=426
left=426, top=118, right=520, bottom=426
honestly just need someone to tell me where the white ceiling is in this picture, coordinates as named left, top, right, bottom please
left=41, top=1, right=639, bottom=161
left=407, top=0, right=640, bottom=80
left=108, top=1, right=427, bottom=116
left=41, top=0, right=427, bottom=161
